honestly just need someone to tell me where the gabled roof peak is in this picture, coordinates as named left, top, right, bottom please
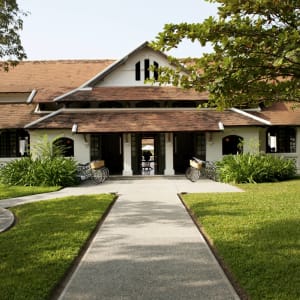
left=79, top=41, right=167, bottom=88
left=54, top=41, right=168, bottom=102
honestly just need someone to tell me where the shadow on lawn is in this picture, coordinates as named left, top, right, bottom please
left=186, top=199, right=249, bottom=219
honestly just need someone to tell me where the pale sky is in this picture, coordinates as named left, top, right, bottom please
left=18, top=0, right=218, bottom=60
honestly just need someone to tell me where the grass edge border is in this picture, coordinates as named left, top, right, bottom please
left=49, top=193, right=119, bottom=300
left=178, top=193, right=249, bottom=300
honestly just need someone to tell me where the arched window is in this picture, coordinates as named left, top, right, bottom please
left=53, top=137, right=74, bottom=157
left=144, top=59, right=150, bottom=80
left=135, top=60, right=160, bottom=81
left=153, top=61, right=159, bottom=80
left=135, top=62, right=141, bottom=81
left=222, top=135, right=243, bottom=155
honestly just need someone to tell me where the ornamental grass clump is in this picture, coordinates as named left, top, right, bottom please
left=217, top=153, right=296, bottom=183
left=0, top=135, right=78, bottom=187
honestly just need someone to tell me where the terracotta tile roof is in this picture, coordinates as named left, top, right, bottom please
left=58, top=86, right=209, bottom=102
left=252, top=102, right=300, bottom=125
left=0, top=104, right=39, bottom=128
left=254, top=111, right=300, bottom=125
left=26, top=109, right=262, bottom=132
left=0, top=60, right=115, bottom=102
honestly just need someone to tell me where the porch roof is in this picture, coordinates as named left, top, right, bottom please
left=251, top=102, right=300, bottom=125
left=0, top=103, right=38, bottom=129
left=55, top=86, right=209, bottom=102
left=25, top=109, right=262, bottom=132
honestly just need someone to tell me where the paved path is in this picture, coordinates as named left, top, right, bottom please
left=0, top=207, right=14, bottom=233
left=1, top=178, right=242, bottom=299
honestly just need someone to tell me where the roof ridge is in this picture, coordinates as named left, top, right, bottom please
left=14, top=59, right=117, bottom=64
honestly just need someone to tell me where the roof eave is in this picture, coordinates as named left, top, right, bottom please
left=24, top=108, right=65, bottom=129
left=230, top=107, right=272, bottom=125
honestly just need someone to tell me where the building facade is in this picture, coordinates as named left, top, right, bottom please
left=1, top=42, right=300, bottom=175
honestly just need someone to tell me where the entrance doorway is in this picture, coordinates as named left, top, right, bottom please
left=173, top=132, right=206, bottom=174
left=131, top=133, right=165, bottom=175
left=90, top=134, right=123, bottom=175
left=141, top=137, right=154, bottom=175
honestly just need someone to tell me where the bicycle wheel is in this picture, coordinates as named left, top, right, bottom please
left=92, top=169, right=104, bottom=184
left=102, top=167, right=109, bottom=181
left=186, top=166, right=201, bottom=182
left=186, top=166, right=198, bottom=181
left=190, top=168, right=201, bottom=182
left=185, top=166, right=193, bottom=180
left=77, top=163, right=90, bottom=181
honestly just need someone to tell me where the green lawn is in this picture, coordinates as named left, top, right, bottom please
left=182, top=179, right=300, bottom=300
left=0, top=194, right=115, bottom=300
left=0, top=184, right=61, bottom=200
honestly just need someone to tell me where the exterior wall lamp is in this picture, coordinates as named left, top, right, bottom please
left=72, top=123, right=78, bottom=133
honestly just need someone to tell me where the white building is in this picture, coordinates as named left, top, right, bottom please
left=1, top=42, right=300, bottom=175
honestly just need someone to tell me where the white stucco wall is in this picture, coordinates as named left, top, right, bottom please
left=29, top=130, right=90, bottom=163
left=95, top=48, right=172, bottom=87
left=206, top=127, right=261, bottom=162
left=206, top=126, right=300, bottom=174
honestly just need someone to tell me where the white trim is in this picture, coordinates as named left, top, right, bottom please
left=54, top=89, right=80, bottom=102
left=230, top=107, right=271, bottom=125
left=78, top=87, right=92, bottom=91
left=25, top=108, right=65, bottom=128
left=78, top=56, right=129, bottom=89
left=53, top=41, right=172, bottom=102
left=53, top=46, right=142, bottom=102
left=53, top=86, right=93, bottom=102
left=26, top=89, right=37, bottom=103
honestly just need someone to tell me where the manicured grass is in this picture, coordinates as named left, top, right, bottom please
left=0, top=184, right=61, bottom=200
left=182, top=179, right=300, bottom=300
left=0, top=194, right=115, bottom=300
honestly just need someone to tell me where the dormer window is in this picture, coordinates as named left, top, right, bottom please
left=135, top=59, right=159, bottom=81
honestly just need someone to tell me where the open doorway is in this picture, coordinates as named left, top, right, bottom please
left=141, top=137, right=155, bottom=175
left=131, top=133, right=164, bottom=175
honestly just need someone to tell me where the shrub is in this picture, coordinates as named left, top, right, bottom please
left=216, top=153, right=296, bottom=183
left=0, top=135, right=78, bottom=187
left=0, top=156, right=78, bottom=187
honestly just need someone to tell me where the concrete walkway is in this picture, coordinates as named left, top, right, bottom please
left=1, top=178, right=242, bottom=299
left=0, top=207, right=14, bottom=233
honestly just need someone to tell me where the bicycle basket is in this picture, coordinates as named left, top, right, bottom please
left=90, top=160, right=105, bottom=169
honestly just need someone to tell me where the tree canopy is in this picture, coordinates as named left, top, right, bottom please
left=151, top=0, right=300, bottom=109
left=0, top=0, right=26, bottom=71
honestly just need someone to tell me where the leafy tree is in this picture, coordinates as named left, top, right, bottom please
left=0, top=0, right=27, bottom=71
left=151, top=0, right=300, bottom=109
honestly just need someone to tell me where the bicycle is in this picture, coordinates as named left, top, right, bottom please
left=185, top=157, right=218, bottom=182
left=185, top=157, right=205, bottom=182
left=77, top=162, right=109, bottom=184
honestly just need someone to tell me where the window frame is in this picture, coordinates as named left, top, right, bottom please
left=53, top=137, right=74, bottom=157
left=222, top=135, right=244, bottom=155
left=266, top=127, right=296, bottom=153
